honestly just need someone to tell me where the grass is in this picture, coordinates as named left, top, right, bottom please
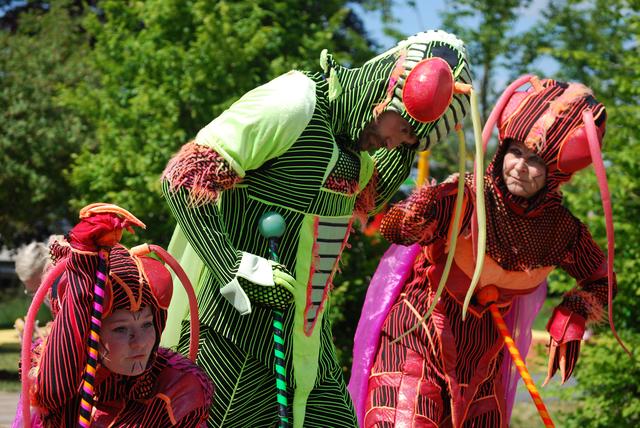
left=0, top=342, right=20, bottom=393
left=0, top=285, right=52, bottom=393
left=0, top=286, right=51, bottom=329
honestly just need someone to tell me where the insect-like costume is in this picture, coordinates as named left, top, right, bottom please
left=18, top=205, right=211, bottom=427
left=352, top=78, right=616, bottom=427
left=161, top=31, right=472, bottom=427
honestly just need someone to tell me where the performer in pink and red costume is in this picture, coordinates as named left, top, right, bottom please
left=350, top=77, right=622, bottom=427
left=16, top=204, right=212, bottom=428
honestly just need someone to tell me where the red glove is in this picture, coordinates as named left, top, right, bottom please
left=68, top=203, right=145, bottom=251
left=543, top=306, right=585, bottom=385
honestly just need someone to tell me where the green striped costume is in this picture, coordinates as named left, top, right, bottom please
left=161, top=30, right=471, bottom=427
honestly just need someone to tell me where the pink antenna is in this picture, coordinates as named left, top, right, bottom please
left=583, top=110, right=631, bottom=356
left=20, top=261, right=66, bottom=428
left=471, top=74, right=535, bottom=254
left=470, top=75, right=535, bottom=265
left=481, top=74, right=534, bottom=152
left=131, top=244, right=200, bottom=361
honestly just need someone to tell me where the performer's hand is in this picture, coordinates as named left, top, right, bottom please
left=543, top=306, right=584, bottom=386
left=237, top=263, right=295, bottom=310
left=542, top=339, right=580, bottom=386
left=69, top=203, right=145, bottom=251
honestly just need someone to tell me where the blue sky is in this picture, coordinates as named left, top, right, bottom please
left=356, top=1, right=444, bottom=49
left=355, top=0, right=558, bottom=86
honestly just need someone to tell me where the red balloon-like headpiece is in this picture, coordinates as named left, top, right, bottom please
left=403, top=57, right=455, bottom=123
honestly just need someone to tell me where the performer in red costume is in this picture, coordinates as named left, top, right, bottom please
left=360, top=78, right=614, bottom=427
left=17, top=204, right=212, bottom=428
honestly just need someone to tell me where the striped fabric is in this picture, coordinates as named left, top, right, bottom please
left=162, top=31, right=473, bottom=427
left=180, top=320, right=358, bottom=428
left=30, top=247, right=212, bottom=427
left=367, top=157, right=614, bottom=425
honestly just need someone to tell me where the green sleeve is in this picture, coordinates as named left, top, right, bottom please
left=163, top=182, right=241, bottom=285
left=195, top=71, right=316, bottom=177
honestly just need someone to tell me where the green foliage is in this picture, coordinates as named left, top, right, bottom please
left=554, top=332, right=640, bottom=427
left=66, top=0, right=382, bottom=246
left=0, top=286, right=50, bottom=328
left=0, top=0, right=93, bottom=247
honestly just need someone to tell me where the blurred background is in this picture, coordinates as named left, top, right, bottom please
left=1, top=1, right=638, bottom=426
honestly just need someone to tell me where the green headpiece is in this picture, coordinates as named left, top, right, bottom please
left=321, top=30, right=472, bottom=151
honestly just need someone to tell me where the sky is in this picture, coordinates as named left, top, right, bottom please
left=355, top=1, right=443, bottom=50
left=356, top=0, right=558, bottom=85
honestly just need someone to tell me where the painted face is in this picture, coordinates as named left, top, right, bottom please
left=100, top=306, right=156, bottom=376
left=358, top=111, right=418, bottom=152
left=502, top=140, right=547, bottom=198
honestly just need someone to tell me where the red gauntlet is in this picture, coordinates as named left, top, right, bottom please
left=546, top=306, right=586, bottom=344
left=544, top=306, right=585, bottom=383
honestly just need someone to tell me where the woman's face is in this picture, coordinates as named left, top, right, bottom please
left=502, top=141, right=547, bottom=198
left=100, top=306, right=156, bottom=376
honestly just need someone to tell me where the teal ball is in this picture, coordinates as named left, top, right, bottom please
left=258, top=212, right=286, bottom=238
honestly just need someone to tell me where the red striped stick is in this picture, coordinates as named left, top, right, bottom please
left=78, top=248, right=109, bottom=427
left=488, top=303, right=555, bottom=427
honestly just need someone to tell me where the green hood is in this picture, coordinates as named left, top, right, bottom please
left=321, top=30, right=472, bottom=151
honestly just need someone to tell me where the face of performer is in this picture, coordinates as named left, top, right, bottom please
left=502, top=140, right=547, bottom=198
left=358, top=111, right=418, bottom=151
left=100, top=306, right=156, bottom=376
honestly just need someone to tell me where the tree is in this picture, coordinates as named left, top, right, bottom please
left=441, top=0, right=532, bottom=120
left=0, top=0, right=94, bottom=247
left=66, top=0, right=390, bottom=246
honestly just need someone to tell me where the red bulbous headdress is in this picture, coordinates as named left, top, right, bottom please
left=497, top=78, right=606, bottom=189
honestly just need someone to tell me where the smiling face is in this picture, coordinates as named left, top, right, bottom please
left=502, top=140, right=547, bottom=198
left=100, top=306, right=156, bottom=376
left=358, top=111, right=418, bottom=152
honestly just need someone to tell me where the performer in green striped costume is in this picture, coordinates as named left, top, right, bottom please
left=161, top=30, right=472, bottom=427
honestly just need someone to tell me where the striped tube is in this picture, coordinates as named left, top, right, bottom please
left=268, top=240, right=290, bottom=427
left=488, top=304, right=555, bottom=428
left=273, top=308, right=289, bottom=427
left=78, top=249, right=109, bottom=428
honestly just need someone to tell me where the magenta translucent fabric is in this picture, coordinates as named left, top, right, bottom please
left=501, top=280, right=547, bottom=420
left=13, top=393, right=44, bottom=428
left=348, top=243, right=421, bottom=426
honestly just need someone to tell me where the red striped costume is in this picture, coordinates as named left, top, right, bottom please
left=365, top=80, right=613, bottom=427
left=28, top=240, right=212, bottom=427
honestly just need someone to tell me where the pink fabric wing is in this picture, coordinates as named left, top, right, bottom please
left=348, top=243, right=421, bottom=426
